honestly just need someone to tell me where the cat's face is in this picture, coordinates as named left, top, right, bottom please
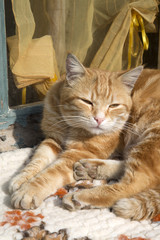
left=60, top=54, right=143, bottom=135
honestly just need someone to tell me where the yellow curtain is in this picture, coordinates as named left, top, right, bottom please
left=7, top=0, right=158, bottom=99
left=90, top=0, right=158, bottom=70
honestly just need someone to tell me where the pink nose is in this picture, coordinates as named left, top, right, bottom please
left=94, top=117, right=104, bottom=125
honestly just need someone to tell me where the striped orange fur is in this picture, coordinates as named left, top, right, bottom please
left=9, top=54, right=160, bottom=220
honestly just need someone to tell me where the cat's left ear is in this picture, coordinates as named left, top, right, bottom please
left=66, top=54, right=86, bottom=83
left=121, top=66, right=143, bottom=91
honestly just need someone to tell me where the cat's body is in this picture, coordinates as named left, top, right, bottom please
left=10, top=54, right=160, bottom=220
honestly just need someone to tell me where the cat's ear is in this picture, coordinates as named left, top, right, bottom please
left=121, top=66, right=143, bottom=91
left=66, top=54, right=85, bottom=83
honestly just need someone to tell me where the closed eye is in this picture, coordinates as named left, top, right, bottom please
left=79, top=98, right=93, bottom=106
left=109, top=103, right=120, bottom=108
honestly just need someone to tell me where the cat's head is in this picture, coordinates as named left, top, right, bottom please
left=60, top=54, right=143, bottom=135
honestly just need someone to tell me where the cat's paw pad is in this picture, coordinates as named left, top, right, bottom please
left=11, top=182, right=44, bottom=209
left=62, top=192, right=91, bottom=211
left=9, top=173, right=29, bottom=194
left=74, top=159, right=98, bottom=180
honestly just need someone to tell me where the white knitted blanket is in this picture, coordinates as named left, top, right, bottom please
left=0, top=148, right=160, bottom=240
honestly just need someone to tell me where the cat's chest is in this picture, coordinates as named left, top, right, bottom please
left=65, top=128, right=91, bottom=145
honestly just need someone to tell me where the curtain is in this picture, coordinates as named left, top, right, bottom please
left=7, top=0, right=158, bottom=99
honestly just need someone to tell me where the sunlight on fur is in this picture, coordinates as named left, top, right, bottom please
left=9, top=54, right=160, bottom=221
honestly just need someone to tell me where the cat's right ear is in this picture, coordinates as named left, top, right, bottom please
left=66, top=54, right=85, bottom=83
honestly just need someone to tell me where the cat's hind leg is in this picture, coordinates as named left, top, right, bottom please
left=9, top=138, right=62, bottom=194
left=74, top=159, right=125, bottom=181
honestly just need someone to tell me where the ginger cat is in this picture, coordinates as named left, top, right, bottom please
left=9, top=54, right=160, bottom=220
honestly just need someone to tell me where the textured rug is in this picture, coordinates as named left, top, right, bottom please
left=1, top=148, right=160, bottom=240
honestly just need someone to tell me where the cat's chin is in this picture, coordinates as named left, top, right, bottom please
left=88, top=127, right=109, bottom=135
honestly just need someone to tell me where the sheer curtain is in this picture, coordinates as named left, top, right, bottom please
left=7, top=0, right=158, bottom=98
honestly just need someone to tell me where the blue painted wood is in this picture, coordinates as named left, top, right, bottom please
left=0, top=0, right=17, bottom=129
left=12, top=102, right=43, bottom=127
left=0, top=0, right=9, bottom=116
left=0, top=103, right=43, bottom=129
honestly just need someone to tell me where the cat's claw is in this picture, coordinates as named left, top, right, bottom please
left=11, top=181, right=45, bottom=209
left=73, top=159, right=98, bottom=180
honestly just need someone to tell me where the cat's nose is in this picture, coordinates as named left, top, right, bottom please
left=94, top=117, right=105, bottom=125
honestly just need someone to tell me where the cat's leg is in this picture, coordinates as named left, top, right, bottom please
left=10, top=156, right=76, bottom=209
left=11, top=147, right=105, bottom=209
left=63, top=169, right=157, bottom=211
left=11, top=133, right=120, bottom=209
left=63, top=140, right=160, bottom=211
left=9, top=138, right=62, bottom=194
left=74, top=159, right=125, bottom=181
left=11, top=146, right=95, bottom=209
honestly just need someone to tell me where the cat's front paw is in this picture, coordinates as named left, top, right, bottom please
left=9, top=173, right=30, bottom=194
left=11, top=181, right=46, bottom=209
left=74, top=159, right=98, bottom=180
left=62, top=190, right=92, bottom=211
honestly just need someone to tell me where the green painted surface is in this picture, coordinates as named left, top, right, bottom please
left=0, top=0, right=9, bottom=116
